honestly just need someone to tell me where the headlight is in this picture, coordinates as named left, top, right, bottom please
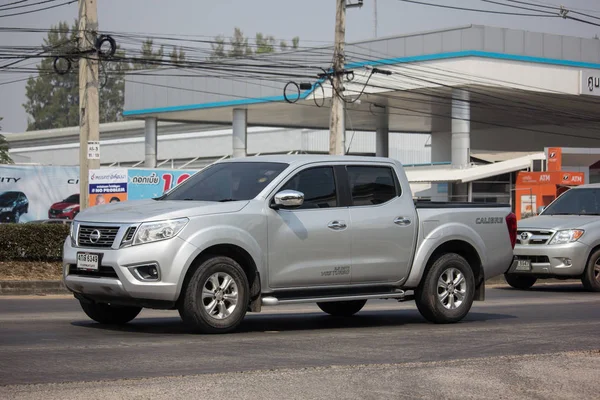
left=133, top=218, right=189, bottom=245
left=0, top=207, right=11, bottom=212
left=549, top=229, right=584, bottom=245
left=63, top=206, right=76, bottom=212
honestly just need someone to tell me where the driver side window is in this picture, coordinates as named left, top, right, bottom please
left=280, top=167, right=338, bottom=209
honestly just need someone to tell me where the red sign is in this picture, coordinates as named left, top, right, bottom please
left=547, top=147, right=562, bottom=172
left=516, top=171, right=584, bottom=185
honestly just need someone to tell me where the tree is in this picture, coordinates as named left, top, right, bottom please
left=209, top=28, right=300, bottom=59
left=169, top=46, right=186, bottom=64
left=0, top=117, right=12, bottom=164
left=23, top=21, right=127, bottom=131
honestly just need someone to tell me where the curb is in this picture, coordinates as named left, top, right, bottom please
left=0, top=280, right=69, bottom=296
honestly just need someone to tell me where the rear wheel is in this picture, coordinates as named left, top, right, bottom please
left=317, top=300, right=367, bottom=317
left=504, top=274, right=537, bottom=290
left=178, top=256, right=249, bottom=334
left=79, top=301, right=141, bottom=324
left=582, top=249, right=600, bottom=292
left=415, top=253, right=475, bottom=324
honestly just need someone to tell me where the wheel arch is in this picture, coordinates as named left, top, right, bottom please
left=177, top=243, right=262, bottom=312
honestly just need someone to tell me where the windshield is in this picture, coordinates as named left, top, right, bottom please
left=543, top=188, right=600, bottom=216
left=0, top=192, right=18, bottom=205
left=64, top=194, right=79, bottom=203
left=159, top=162, right=288, bottom=202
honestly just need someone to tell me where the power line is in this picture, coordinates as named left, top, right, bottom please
left=0, top=0, right=76, bottom=18
left=0, top=0, right=63, bottom=12
left=396, top=0, right=559, bottom=16
left=0, top=1, right=29, bottom=9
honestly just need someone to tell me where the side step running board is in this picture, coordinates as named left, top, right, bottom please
left=261, top=290, right=413, bottom=306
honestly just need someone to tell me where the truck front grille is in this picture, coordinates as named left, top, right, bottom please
left=77, top=225, right=120, bottom=248
left=517, top=230, right=554, bottom=245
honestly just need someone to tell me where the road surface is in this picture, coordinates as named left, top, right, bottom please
left=1, top=283, right=599, bottom=399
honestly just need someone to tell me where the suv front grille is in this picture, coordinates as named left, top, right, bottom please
left=517, top=230, right=554, bottom=245
left=78, top=225, right=119, bottom=248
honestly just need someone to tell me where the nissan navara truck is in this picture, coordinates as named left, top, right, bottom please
left=508, top=184, right=600, bottom=292
left=63, top=156, right=517, bottom=333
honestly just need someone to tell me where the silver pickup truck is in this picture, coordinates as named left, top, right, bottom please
left=63, top=156, right=516, bottom=333
left=508, top=184, right=600, bottom=292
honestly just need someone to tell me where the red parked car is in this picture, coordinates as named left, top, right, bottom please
left=48, top=194, right=80, bottom=220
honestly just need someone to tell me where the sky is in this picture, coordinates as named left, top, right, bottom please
left=1, top=0, right=600, bottom=133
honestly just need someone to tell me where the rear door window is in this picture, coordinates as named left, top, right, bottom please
left=347, top=166, right=399, bottom=206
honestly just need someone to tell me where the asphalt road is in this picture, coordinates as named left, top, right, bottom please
left=1, top=283, right=599, bottom=399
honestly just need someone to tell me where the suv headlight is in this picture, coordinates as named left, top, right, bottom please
left=133, top=218, right=189, bottom=245
left=549, top=229, right=584, bottom=245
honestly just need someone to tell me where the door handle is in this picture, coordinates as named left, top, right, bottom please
left=328, top=220, right=347, bottom=230
left=394, top=217, right=411, bottom=226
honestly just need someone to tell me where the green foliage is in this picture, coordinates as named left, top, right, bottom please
left=210, top=28, right=300, bottom=59
left=0, top=117, right=12, bottom=164
left=0, top=224, right=70, bottom=262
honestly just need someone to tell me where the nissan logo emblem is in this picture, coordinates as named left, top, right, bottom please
left=89, top=230, right=102, bottom=243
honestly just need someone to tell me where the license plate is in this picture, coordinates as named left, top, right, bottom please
left=77, top=253, right=100, bottom=271
left=515, top=259, right=532, bottom=271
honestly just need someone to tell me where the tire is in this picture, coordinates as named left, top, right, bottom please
left=415, top=253, right=475, bottom=324
left=317, top=300, right=367, bottom=317
left=178, top=256, right=249, bottom=334
left=79, top=301, right=141, bottom=324
left=504, top=274, right=537, bottom=290
left=582, top=249, right=600, bottom=292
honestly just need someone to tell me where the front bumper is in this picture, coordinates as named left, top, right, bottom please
left=510, top=241, right=589, bottom=277
left=62, top=236, right=198, bottom=304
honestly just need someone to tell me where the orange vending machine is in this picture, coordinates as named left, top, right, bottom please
left=515, top=171, right=584, bottom=220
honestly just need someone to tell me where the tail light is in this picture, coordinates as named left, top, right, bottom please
left=506, top=212, right=517, bottom=249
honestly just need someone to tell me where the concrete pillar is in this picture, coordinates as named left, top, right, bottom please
left=451, top=89, right=470, bottom=169
left=232, top=108, right=247, bottom=158
left=375, top=109, right=389, bottom=157
left=431, top=132, right=451, bottom=163
left=144, top=117, right=157, bottom=168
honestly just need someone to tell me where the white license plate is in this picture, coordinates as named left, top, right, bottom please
left=515, top=259, right=532, bottom=271
left=77, top=253, right=100, bottom=270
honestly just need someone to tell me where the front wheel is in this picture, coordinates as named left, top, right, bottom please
left=317, top=300, right=367, bottom=316
left=79, top=301, right=141, bottom=324
left=504, top=274, right=537, bottom=290
left=178, top=256, right=249, bottom=334
left=415, top=253, right=475, bottom=324
left=582, top=249, right=600, bottom=292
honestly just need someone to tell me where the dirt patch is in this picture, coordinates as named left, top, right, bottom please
left=0, top=261, right=62, bottom=281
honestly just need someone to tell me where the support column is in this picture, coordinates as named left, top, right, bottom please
left=232, top=108, right=247, bottom=158
left=451, top=89, right=470, bottom=169
left=375, top=109, right=389, bottom=157
left=144, top=117, right=157, bottom=168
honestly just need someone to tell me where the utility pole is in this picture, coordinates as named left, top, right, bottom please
left=329, top=0, right=362, bottom=155
left=78, top=0, right=100, bottom=210
left=329, top=0, right=346, bottom=155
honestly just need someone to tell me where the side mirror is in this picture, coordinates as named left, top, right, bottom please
left=273, top=190, right=304, bottom=209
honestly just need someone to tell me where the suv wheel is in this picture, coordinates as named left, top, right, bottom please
left=317, top=300, right=367, bottom=316
left=178, top=256, right=249, bottom=333
left=415, top=253, right=475, bottom=324
left=79, top=301, right=141, bottom=324
left=582, top=249, right=600, bottom=292
left=504, top=274, right=537, bottom=290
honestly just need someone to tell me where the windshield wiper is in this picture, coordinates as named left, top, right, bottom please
left=216, top=198, right=237, bottom=202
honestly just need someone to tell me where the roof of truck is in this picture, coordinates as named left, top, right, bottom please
left=221, top=155, right=399, bottom=165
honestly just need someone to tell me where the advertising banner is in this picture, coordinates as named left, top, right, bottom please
left=0, top=165, right=198, bottom=223
left=127, top=169, right=194, bottom=200
left=0, top=165, right=80, bottom=223
left=88, top=168, right=128, bottom=206
left=547, top=147, right=562, bottom=172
